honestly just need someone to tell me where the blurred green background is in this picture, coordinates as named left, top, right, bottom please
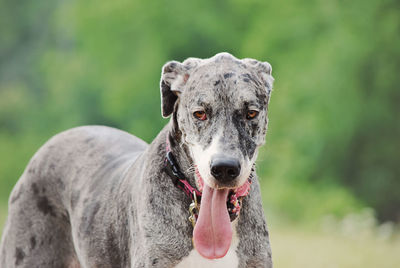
left=1, top=0, right=399, bottom=266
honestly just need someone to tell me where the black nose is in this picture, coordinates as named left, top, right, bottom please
left=210, top=155, right=241, bottom=183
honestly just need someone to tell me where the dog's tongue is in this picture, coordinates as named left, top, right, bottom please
left=193, top=184, right=232, bottom=259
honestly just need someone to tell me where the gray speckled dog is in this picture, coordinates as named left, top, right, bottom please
left=0, top=52, right=274, bottom=268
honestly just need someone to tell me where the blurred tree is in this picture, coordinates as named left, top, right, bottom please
left=0, top=0, right=398, bottom=222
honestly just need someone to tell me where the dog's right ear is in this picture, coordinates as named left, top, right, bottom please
left=243, top=58, right=274, bottom=94
left=160, top=61, right=189, bottom=118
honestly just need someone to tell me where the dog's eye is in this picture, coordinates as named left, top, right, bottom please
left=193, top=111, right=207, bottom=121
left=246, top=110, right=259, bottom=120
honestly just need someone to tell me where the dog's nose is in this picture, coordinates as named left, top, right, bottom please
left=210, top=155, right=241, bottom=183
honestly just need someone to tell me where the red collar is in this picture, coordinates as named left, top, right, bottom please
left=165, top=136, right=202, bottom=201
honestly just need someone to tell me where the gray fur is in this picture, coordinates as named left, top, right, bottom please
left=0, top=52, right=273, bottom=267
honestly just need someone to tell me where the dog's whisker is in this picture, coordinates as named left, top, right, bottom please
left=185, top=165, right=196, bottom=174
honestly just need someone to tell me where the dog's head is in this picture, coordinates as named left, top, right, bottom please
left=160, top=52, right=273, bottom=191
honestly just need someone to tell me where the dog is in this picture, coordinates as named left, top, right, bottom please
left=0, top=52, right=274, bottom=267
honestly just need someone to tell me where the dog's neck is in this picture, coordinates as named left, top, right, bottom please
left=164, top=114, right=197, bottom=187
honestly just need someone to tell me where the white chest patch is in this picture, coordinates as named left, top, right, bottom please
left=175, top=232, right=239, bottom=268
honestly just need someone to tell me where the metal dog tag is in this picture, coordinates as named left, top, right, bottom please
left=188, top=191, right=199, bottom=227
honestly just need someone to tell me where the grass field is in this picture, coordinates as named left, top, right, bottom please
left=0, top=204, right=398, bottom=267
left=270, top=225, right=400, bottom=268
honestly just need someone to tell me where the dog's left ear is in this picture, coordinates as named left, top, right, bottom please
left=160, top=58, right=201, bottom=118
left=243, top=59, right=274, bottom=93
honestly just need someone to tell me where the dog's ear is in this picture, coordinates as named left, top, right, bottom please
left=160, top=58, right=202, bottom=118
left=243, top=59, right=274, bottom=93
left=160, top=61, right=187, bottom=118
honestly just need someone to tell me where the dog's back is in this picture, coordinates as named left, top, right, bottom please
left=0, top=126, right=147, bottom=267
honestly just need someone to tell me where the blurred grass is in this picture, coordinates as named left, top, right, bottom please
left=270, top=225, right=400, bottom=268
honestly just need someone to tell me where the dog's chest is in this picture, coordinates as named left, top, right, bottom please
left=174, top=234, right=239, bottom=268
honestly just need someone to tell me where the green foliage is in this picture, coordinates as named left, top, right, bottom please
left=0, top=0, right=399, bottom=222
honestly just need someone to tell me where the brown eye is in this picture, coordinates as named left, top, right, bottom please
left=246, top=110, right=259, bottom=120
left=193, top=111, right=207, bottom=120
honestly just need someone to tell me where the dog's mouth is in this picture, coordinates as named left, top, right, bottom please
left=193, top=166, right=251, bottom=259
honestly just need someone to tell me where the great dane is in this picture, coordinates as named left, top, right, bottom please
left=0, top=52, right=274, bottom=267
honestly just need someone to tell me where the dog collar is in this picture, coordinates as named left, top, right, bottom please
left=164, top=135, right=252, bottom=226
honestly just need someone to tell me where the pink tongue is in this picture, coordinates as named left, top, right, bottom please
left=193, top=184, right=232, bottom=259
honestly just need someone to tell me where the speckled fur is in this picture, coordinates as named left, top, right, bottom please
left=0, top=53, right=273, bottom=267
